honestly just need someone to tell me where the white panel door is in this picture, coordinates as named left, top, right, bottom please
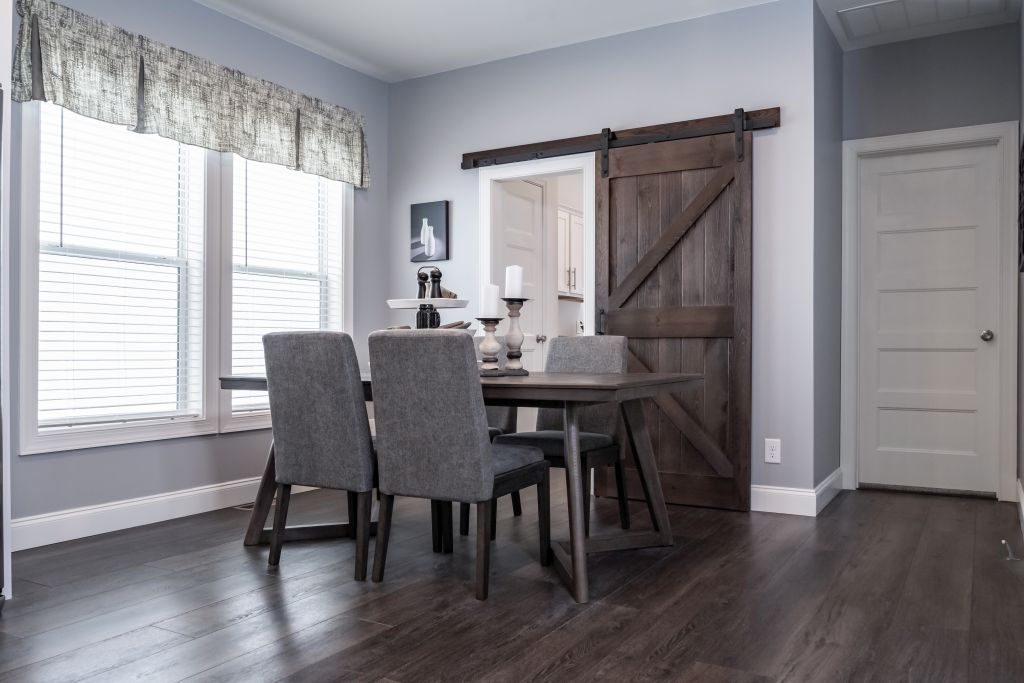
left=857, top=141, right=1001, bottom=493
left=492, top=179, right=547, bottom=373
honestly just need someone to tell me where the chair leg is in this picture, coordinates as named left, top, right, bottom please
left=354, top=491, right=372, bottom=581
left=476, top=500, right=493, bottom=600
left=511, top=491, right=523, bottom=516
left=268, top=484, right=291, bottom=567
left=459, top=502, right=470, bottom=536
left=582, top=456, right=591, bottom=537
left=613, top=459, right=631, bottom=530
left=430, top=500, right=442, bottom=553
left=537, top=471, right=551, bottom=567
left=490, top=497, right=497, bottom=541
left=346, top=491, right=358, bottom=539
left=372, top=494, right=395, bottom=583
left=441, top=501, right=454, bottom=554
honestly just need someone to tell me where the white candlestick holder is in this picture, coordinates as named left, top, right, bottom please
left=476, top=318, right=506, bottom=376
left=501, top=298, right=530, bottom=375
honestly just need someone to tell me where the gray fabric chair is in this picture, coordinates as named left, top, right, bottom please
left=495, top=335, right=631, bottom=534
left=263, top=331, right=376, bottom=580
left=459, top=336, right=522, bottom=537
left=368, top=329, right=550, bottom=600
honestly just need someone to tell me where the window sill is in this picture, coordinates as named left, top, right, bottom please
left=20, top=417, right=219, bottom=455
left=219, top=411, right=272, bottom=434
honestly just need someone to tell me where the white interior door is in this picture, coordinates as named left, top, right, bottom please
left=492, top=179, right=548, bottom=373
left=857, top=140, right=1002, bottom=494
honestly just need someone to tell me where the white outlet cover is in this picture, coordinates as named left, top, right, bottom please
left=765, top=438, right=781, bottom=464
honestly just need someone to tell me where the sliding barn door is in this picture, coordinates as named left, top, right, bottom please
left=595, top=132, right=752, bottom=510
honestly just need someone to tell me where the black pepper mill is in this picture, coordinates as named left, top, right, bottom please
left=428, top=268, right=443, bottom=299
left=416, top=270, right=429, bottom=299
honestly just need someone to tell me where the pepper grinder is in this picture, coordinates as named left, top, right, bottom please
left=428, top=268, right=443, bottom=299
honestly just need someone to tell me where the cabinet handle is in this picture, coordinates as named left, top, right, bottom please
left=571, top=268, right=576, bottom=289
left=566, top=269, right=571, bottom=287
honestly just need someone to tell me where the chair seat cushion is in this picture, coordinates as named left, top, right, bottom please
left=491, top=443, right=544, bottom=475
left=494, top=430, right=615, bottom=457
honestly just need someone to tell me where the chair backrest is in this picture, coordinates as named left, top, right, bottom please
left=476, top=335, right=517, bottom=435
left=537, top=335, right=628, bottom=436
left=263, top=332, right=375, bottom=492
left=368, top=329, right=494, bottom=502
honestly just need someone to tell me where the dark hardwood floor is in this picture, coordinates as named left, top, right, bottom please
left=1, top=483, right=1022, bottom=681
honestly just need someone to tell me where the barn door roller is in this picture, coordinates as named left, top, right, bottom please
left=733, top=108, right=745, bottom=162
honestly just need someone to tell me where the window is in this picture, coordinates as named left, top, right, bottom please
left=225, top=157, right=345, bottom=425
left=20, top=103, right=352, bottom=453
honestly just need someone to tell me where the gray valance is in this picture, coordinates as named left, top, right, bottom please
left=12, top=0, right=369, bottom=188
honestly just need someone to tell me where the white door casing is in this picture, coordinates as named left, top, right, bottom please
left=841, top=122, right=1018, bottom=501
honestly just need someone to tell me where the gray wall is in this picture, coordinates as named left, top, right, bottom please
left=844, top=23, right=1020, bottom=140
left=388, top=0, right=821, bottom=490
left=812, top=3, right=843, bottom=486
left=10, top=0, right=391, bottom=518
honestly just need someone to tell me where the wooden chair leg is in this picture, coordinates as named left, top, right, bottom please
left=354, top=491, right=372, bottom=581
left=537, top=472, right=551, bottom=567
left=511, top=491, right=523, bottom=516
left=430, top=500, right=442, bottom=553
left=441, top=501, right=454, bottom=554
left=346, top=491, right=358, bottom=539
left=613, top=459, right=631, bottom=530
left=476, top=500, right=493, bottom=600
left=268, top=484, right=291, bottom=566
left=459, top=503, right=470, bottom=536
left=489, top=497, right=497, bottom=541
left=372, top=494, right=395, bottom=583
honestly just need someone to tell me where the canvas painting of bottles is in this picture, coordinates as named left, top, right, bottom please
left=410, top=200, right=450, bottom=262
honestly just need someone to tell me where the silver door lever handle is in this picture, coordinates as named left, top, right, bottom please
left=980, top=329, right=995, bottom=342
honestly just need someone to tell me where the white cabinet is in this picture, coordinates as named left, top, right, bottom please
left=557, top=207, right=584, bottom=298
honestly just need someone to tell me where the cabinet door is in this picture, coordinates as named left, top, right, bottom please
left=569, top=212, right=584, bottom=294
left=557, top=209, right=570, bottom=294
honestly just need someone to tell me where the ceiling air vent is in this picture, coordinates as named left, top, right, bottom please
left=837, top=0, right=1008, bottom=40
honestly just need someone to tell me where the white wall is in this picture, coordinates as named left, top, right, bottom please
left=387, top=0, right=819, bottom=489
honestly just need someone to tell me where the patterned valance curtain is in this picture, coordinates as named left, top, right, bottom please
left=12, top=0, right=369, bottom=188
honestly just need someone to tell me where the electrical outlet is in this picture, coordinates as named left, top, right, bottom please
left=765, top=438, right=781, bottom=464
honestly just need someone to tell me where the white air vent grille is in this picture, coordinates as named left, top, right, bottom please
left=838, top=0, right=1009, bottom=40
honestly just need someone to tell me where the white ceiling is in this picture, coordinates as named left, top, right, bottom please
left=195, top=0, right=779, bottom=82
left=818, top=0, right=1021, bottom=50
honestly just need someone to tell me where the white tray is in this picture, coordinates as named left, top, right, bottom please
left=386, top=298, right=469, bottom=309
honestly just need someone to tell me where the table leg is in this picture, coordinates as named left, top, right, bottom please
left=620, top=400, right=673, bottom=545
left=562, top=402, right=589, bottom=603
left=244, top=441, right=277, bottom=546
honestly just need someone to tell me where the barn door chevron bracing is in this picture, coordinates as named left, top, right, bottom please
left=596, top=132, right=752, bottom=510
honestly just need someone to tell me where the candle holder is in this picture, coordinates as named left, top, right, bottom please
left=475, top=318, right=506, bottom=376
left=501, top=298, right=530, bottom=376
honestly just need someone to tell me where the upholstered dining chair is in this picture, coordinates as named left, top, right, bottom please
left=457, top=335, right=522, bottom=537
left=368, top=329, right=550, bottom=600
left=263, top=331, right=376, bottom=580
left=495, top=335, right=631, bottom=534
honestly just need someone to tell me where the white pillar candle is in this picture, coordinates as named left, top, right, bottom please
left=504, top=265, right=523, bottom=299
left=480, top=283, right=500, bottom=318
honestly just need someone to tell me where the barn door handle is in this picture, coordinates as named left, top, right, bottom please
left=597, top=308, right=607, bottom=335
left=980, top=329, right=995, bottom=342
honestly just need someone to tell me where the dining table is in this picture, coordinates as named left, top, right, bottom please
left=220, top=371, right=701, bottom=603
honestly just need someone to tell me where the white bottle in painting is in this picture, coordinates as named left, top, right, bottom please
left=421, top=218, right=436, bottom=258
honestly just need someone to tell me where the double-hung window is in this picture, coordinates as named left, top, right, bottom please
left=20, top=102, right=351, bottom=453
left=222, top=156, right=346, bottom=429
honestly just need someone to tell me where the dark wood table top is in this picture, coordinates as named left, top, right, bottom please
left=220, top=371, right=701, bottom=406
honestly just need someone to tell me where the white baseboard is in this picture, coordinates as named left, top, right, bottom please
left=11, top=478, right=315, bottom=552
left=751, top=468, right=843, bottom=517
left=1017, top=479, right=1024, bottom=547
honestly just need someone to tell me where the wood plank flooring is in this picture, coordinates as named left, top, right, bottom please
left=1, top=484, right=1022, bottom=681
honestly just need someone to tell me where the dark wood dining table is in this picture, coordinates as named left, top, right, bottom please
left=220, top=371, right=701, bottom=603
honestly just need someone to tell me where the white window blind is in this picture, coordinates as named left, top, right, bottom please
left=230, top=157, right=344, bottom=414
left=36, top=103, right=206, bottom=429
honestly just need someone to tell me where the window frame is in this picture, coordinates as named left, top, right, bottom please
left=18, top=103, right=354, bottom=454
